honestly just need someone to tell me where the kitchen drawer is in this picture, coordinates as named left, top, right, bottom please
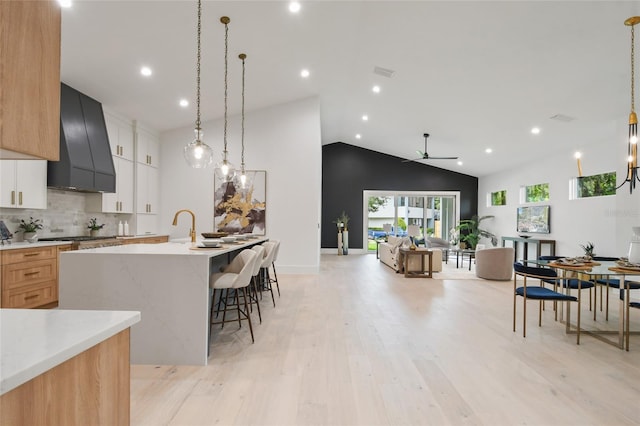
left=1, top=246, right=57, bottom=264
left=2, top=280, right=57, bottom=308
left=2, top=258, right=56, bottom=290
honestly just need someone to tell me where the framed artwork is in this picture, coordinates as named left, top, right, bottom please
left=213, top=170, right=266, bottom=235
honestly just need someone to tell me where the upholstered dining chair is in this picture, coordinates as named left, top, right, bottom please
left=513, top=262, right=580, bottom=343
left=260, top=241, right=277, bottom=307
left=209, top=249, right=258, bottom=343
left=538, top=255, right=595, bottom=311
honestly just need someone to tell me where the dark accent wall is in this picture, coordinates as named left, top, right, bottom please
left=322, top=142, right=478, bottom=249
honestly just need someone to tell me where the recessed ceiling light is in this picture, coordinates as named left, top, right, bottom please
left=372, top=85, right=381, bottom=93
left=300, top=69, right=310, bottom=78
left=289, top=2, right=301, bottom=13
left=355, top=134, right=362, bottom=139
left=362, top=115, right=369, bottom=121
left=485, top=148, right=492, bottom=154
left=531, top=127, right=541, bottom=135
left=140, top=66, right=152, bottom=77
left=58, top=0, right=72, bottom=7
left=574, top=151, right=582, bottom=159
left=179, top=99, right=189, bottom=108
left=457, top=161, right=463, bottom=166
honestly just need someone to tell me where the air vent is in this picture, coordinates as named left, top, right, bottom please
left=373, top=66, right=395, bottom=78
left=549, top=113, right=576, bottom=122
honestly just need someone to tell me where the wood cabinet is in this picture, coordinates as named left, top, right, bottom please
left=0, top=0, right=60, bottom=160
left=119, top=235, right=168, bottom=245
left=0, top=329, right=131, bottom=425
left=0, top=160, right=48, bottom=209
left=1, top=245, right=61, bottom=308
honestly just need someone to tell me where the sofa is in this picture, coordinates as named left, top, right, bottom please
left=475, top=247, right=515, bottom=280
left=379, top=235, right=443, bottom=273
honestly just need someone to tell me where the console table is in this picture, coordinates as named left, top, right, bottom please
left=398, top=248, right=433, bottom=278
left=501, top=236, right=556, bottom=262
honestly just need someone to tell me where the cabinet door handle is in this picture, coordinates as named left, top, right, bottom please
left=24, top=294, right=39, bottom=300
left=23, top=253, right=40, bottom=257
left=11, top=191, right=15, bottom=205
left=23, top=271, right=40, bottom=276
left=18, top=192, right=22, bottom=205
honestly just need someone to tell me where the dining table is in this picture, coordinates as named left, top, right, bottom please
left=527, top=259, right=640, bottom=350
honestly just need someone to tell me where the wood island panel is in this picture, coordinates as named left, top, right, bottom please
left=0, top=329, right=130, bottom=426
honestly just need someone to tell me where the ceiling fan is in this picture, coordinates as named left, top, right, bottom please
left=402, top=133, right=458, bottom=162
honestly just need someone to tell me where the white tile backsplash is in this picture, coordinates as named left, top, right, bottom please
left=0, top=189, right=132, bottom=239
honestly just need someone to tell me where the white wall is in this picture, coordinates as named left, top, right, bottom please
left=159, top=97, right=322, bottom=274
left=478, top=116, right=640, bottom=259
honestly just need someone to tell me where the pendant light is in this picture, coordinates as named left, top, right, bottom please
left=183, top=0, right=214, bottom=168
left=235, top=53, right=251, bottom=192
left=617, top=16, right=640, bottom=193
left=215, top=16, right=236, bottom=183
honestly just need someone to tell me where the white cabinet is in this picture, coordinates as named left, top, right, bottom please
left=136, top=128, right=159, bottom=167
left=0, top=160, right=47, bottom=209
left=136, top=165, right=158, bottom=214
left=104, top=112, right=134, bottom=161
left=104, top=157, right=134, bottom=213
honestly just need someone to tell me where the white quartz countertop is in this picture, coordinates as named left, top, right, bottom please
left=0, top=241, right=72, bottom=251
left=0, top=309, right=140, bottom=395
left=62, top=236, right=268, bottom=256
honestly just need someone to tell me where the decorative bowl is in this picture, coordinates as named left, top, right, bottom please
left=202, top=232, right=227, bottom=239
left=221, top=236, right=236, bottom=243
left=201, top=239, right=222, bottom=247
left=235, top=234, right=247, bottom=241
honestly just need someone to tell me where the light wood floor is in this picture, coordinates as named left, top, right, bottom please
left=131, top=254, right=640, bottom=425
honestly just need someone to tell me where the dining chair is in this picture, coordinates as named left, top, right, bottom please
left=248, top=245, right=265, bottom=323
left=209, top=249, right=258, bottom=343
left=513, top=262, right=580, bottom=343
left=592, top=257, right=640, bottom=321
left=538, top=255, right=595, bottom=311
left=270, top=239, right=281, bottom=297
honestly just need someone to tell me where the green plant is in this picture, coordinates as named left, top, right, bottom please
left=455, top=215, right=497, bottom=249
left=88, top=218, right=105, bottom=231
left=580, top=241, right=595, bottom=257
left=17, top=217, right=43, bottom=233
left=333, top=211, right=350, bottom=231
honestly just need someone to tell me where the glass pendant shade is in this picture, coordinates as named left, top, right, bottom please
left=184, top=129, right=213, bottom=168
left=215, top=157, right=236, bottom=182
left=234, top=169, right=252, bottom=193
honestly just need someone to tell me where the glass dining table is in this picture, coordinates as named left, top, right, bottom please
left=525, top=259, right=640, bottom=350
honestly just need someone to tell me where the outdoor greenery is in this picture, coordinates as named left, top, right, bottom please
left=397, top=217, right=407, bottom=231
left=368, top=196, right=388, bottom=213
left=525, top=183, right=549, bottom=203
left=577, top=172, right=616, bottom=198
left=454, top=215, right=497, bottom=249
left=491, top=190, right=507, bottom=206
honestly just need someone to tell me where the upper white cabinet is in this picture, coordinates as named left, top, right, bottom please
left=136, top=165, right=158, bottom=214
left=86, top=112, right=135, bottom=214
left=104, top=111, right=134, bottom=161
left=0, top=160, right=47, bottom=209
left=136, top=128, right=159, bottom=167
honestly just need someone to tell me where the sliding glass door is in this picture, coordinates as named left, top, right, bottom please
left=364, top=191, right=459, bottom=252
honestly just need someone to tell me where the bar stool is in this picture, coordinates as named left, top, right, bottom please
left=209, top=249, right=258, bottom=343
left=248, top=245, right=265, bottom=323
left=260, top=241, right=277, bottom=307
left=270, top=240, right=281, bottom=297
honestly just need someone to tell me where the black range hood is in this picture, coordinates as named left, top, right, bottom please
left=47, top=83, right=116, bottom=193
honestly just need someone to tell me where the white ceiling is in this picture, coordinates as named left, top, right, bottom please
left=60, top=1, right=640, bottom=177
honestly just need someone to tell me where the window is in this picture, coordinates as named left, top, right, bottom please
left=490, top=190, right=507, bottom=206
left=523, top=183, right=549, bottom=203
left=575, top=171, right=616, bottom=198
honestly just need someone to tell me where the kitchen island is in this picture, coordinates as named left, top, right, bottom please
left=1, top=308, right=140, bottom=424
left=58, top=237, right=268, bottom=365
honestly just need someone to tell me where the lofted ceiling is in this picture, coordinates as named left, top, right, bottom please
left=60, top=1, right=640, bottom=177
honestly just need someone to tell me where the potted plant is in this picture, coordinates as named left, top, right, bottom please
left=580, top=242, right=595, bottom=260
left=455, top=215, right=497, bottom=250
left=88, top=218, right=105, bottom=237
left=17, top=217, right=43, bottom=242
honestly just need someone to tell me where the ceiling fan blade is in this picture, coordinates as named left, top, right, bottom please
left=427, top=156, right=459, bottom=160
left=401, top=157, right=423, bottom=163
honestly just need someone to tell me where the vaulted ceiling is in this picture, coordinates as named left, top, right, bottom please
left=60, top=1, right=640, bottom=177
